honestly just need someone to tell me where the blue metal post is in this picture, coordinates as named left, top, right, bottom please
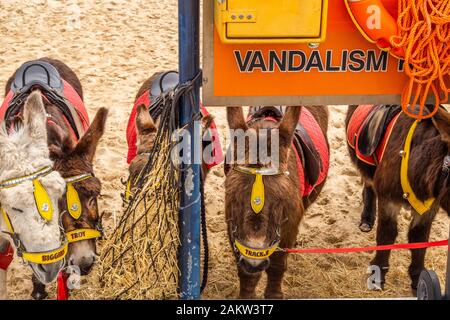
left=178, top=0, right=201, bottom=300
left=446, top=228, right=450, bottom=299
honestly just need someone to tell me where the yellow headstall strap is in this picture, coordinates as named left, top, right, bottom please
left=33, top=179, right=53, bottom=222
left=0, top=166, right=54, bottom=222
left=234, top=167, right=285, bottom=214
left=400, top=120, right=435, bottom=215
left=21, top=242, right=68, bottom=265
left=66, top=228, right=101, bottom=243
left=1, top=207, right=14, bottom=234
left=64, top=173, right=92, bottom=220
left=125, top=178, right=132, bottom=202
left=234, top=240, right=279, bottom=260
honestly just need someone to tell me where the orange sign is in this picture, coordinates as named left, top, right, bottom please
left=203, top=0, right=416, bottom=106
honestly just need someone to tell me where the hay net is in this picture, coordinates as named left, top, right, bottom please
left=98, top=73, right=200, bottom=299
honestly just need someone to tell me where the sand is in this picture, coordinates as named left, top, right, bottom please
left=0, top=0, right=448, bottom=300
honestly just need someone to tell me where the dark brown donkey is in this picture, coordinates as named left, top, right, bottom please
left=4, top=58, right=107, bottom=299
left=225, top=106, right=329, bottom=299
left=346, top=105, right=450, bottom=293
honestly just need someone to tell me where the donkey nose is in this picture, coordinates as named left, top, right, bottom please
left=36, top=261, right=64, bottom=284
left=239, top=258, right=270, bottom=274
left=77, top=255, right=95, bottom=275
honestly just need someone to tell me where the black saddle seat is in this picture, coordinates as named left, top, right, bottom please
left=11, top=60, right=63, bottom=94
left=248, top=106, right=323, bottom=189
left=150, top=71, right=179, bottom=97
left=6, top=60, right=82, bottom=139
left=357, top=105, right=401, bottom=158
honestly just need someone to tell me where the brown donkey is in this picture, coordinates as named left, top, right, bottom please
left=3, top=58, right=107, bottom=299
left=225, top=106, right=329, bottom=299
left=346, top=105, right=450, bottom=293
left=125, top=71, right=222, bottom=201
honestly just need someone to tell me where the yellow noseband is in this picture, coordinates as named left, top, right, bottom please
left=1, top=207, right=68, bottom=265
left=66, top=228, right=101, bottom=243
left=234, top=239, right=279, bottom=260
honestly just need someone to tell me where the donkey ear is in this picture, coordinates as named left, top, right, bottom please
left=227, top=107, right=248, bottom=131
left=432, top=107, right=450, bottom=143
left=74, top=107, right=108, bottom=162
left=136, top=104, right=157, bottom=134
left=23, top=90, right=47, bottom=141
left=278, top=106, right=301, bottom=149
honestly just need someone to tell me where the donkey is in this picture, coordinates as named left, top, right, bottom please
left=225, top=106, right=329, bottom=299
left=0, top=92, right=67, bottom=299
left=3, top=58, right=108, bottom=299
left=125, top=71, right=222, bottom=202
left=346, top=105, right=450, bottom=293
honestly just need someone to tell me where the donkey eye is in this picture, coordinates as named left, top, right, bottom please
left=88, top=197, right=97, bottom=207
left=12, top=207, right=24, bottom=213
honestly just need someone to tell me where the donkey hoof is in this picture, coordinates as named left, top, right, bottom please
left=31, top=290, right=48, bottom=300
left=264, top=291, right=284, bottom=300
left=359, top=222, right=373, bottom=233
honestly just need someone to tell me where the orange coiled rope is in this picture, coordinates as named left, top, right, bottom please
left=391, top=0, right=450, bottom=119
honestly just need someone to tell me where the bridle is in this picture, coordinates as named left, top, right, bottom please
left=63, top=173, right=103, bottom=244
left=230, top=165, right=289, bottom=260
left=0, top=166, right=68, bottom=265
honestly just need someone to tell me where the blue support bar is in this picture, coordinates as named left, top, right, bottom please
left=178, top=0, right=201, bottom=300
left=446, top=228, right=450, bottom=299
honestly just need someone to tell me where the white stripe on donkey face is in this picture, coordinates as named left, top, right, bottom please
left=0, top=92, right=66, bottom=293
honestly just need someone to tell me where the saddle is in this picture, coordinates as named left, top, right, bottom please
left=148, top=71, right=180, bottom=120
left=248, top=106, right=323, bottom=188
left=5, top=60, right=84, bottom=139
left=356, top=105, right=402, bottom=159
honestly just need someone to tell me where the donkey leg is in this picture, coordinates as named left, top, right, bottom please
left=369, top=199, right=399, bottom=289
left=359, top=184, right=377, bottom=232
left=0, top=269, right=6, bottom=300
left=407, top=209, right=437, bottom=295
left=31, top=274, right=48, bottom=300
left=237, top=268, right=262, bottom=299
left=264, top=251, right=287, bottom=299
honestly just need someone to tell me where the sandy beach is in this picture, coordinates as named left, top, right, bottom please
left=0, top=0, right=448, bottom=300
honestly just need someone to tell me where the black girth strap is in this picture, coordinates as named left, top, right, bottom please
left=5, top=60, right=81, bottom=140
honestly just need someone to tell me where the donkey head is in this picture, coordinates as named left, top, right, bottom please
left=225, top=106, right=302, bottom=274
left=129, top=104, right=159, bottom=178
left=49, top=108, right=108, bottom=275
left=0, top=92, right=66, bottom=284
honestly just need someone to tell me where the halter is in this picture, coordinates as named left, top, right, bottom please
left=63, top=173, right=102, bottom=243
left=231, top=166, right=287, bottom=259
left=0, top=166, right=68, bottom=265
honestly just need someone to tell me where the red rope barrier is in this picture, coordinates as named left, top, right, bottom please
left=283, top=240, right=449, bottom=254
